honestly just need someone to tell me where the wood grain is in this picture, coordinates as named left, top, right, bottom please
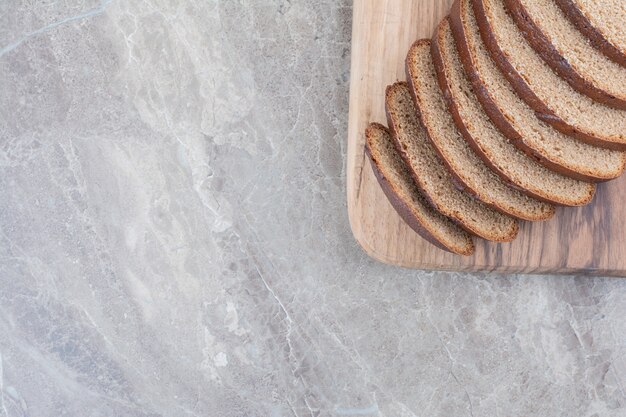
left=346, top=0, right=626, bottom=276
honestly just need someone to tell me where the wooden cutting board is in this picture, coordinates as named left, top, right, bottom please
left=346, top=0, right=626, bottom=276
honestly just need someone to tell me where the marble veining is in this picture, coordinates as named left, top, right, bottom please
left=0, top=1, right=624, bottom=416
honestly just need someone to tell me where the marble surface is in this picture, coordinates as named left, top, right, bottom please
left=0, top=1, right=625, bottom=416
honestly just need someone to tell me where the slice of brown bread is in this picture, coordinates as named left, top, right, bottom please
left=432, top=18, right=595, bottom=207
left=473, top=0, right=626, bottom=150
left=365, top=123, right=475, bottom=255
left=385, top=81, right=519, bottom=242
left=405, top=40, right=554, bottom=221
left=450, top=0, right=626, bottom=181
left=506, top=0, right=626, bottom=110
left=554, top=0, right=626, bottom=67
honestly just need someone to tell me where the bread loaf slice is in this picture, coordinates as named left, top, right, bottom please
left=432, top=18, right=595, bottom=207
left=405, top=40, right=553, bottom=222
left=450, top=0, right=626, bottom=181
left=506, top=0, right=626, bottom=110
left=385, top=82, right=519, bottom=242
left=365, top=123, right=475, bottom=255
left=554, top=0, right=626, bottom=67
left=473, top=0, right=626, bottom=150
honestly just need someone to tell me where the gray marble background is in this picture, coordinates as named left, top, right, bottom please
left=0, top=1, right=624, bottom=416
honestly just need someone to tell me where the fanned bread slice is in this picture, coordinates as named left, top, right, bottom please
left=432, top=18, right=595, bottom=207
left=554, top=0, right=626, bottom=67
left=405, top=40, right=553, bottom=221
left=473, top=0, right=626, bottom=150
left=365, top=123, right=474, bottom=255
left=450, top=0, right=626, bottom=181
left=385, top=82, right=519, bottom=242
left=506, top=0, right=626, bottom=109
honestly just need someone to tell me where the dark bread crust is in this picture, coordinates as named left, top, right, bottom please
left=449, top=0, right=625, bottom=181
left=554, top=0, right=626, bottom=67
left=365, top=123, right=474, bottom=255
left=472, top=0, right=626, bottom=151
left=505, top=0, right=626, bottom=110
left=386, top=81, right=518, bottom=241
left=431, top=18, right=586, bottom=207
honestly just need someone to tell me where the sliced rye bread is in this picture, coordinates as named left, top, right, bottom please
left=554, top=0, right=626, bottom=67
left=506, top=0, right=626, bottom=110
left=432, top=18, right=595, bottom=206
left=450, top=0, right=626, bottom=182
left=385, top=82, right=519, bottom=241
left=405, top=40, right=554, bottom=221
left=472, top=0, right=626, bottom=150
left=365, top=123, right=475, bottom=255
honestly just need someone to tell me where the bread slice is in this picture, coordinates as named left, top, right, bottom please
left=405, top=40, right=554, bottom=221
left=473, top=0, right=626, bottom=150
left=506, top=0, right=626, bottom=110
left=555, top=0, right=626, bottom=67
left=450, top=0, right=626, bottom=181
left=365, top=123, right=474, bottom=256
left=385, top=82, right=519, bottom=242
left=365, top=123, right=474, bottom=255
left=432, top=18, right=595, bottom=207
